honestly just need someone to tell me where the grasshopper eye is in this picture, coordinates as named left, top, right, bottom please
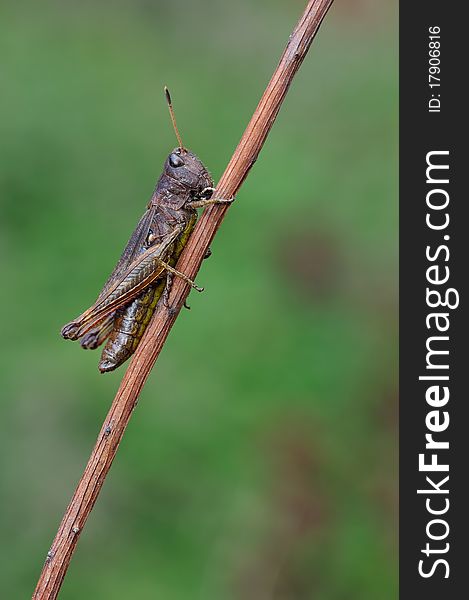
left=169, top=153, right=184, bottom=168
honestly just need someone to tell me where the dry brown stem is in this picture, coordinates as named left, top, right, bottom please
left=33, top=1, right=334, bottom=597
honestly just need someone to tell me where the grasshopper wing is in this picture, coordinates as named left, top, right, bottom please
left=97, top=205, right=158, bottom=301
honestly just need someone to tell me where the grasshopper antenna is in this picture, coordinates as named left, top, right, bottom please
left=164, top=86, right=185, bottom=150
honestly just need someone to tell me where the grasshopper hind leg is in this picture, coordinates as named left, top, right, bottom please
left=162, top=273, right=174, bottom=309
left=162, top=272, right=186, bottom=314
left=181, top=246, right=211, bottom=310
left=80, top=314, right=115, bottom=349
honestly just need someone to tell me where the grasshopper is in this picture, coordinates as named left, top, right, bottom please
left=61, top=88, right=233, bottom=372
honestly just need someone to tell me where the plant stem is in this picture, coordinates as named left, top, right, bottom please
left=32, top=1, right=335, bottom=597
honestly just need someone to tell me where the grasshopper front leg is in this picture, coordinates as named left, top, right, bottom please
left=185, top=188, right=235, bottom=210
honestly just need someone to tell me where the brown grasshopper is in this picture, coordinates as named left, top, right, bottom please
left=61, top=88, right=233, bottom=372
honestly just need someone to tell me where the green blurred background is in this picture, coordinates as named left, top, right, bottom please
left=0, top=0, right=397, bottom=598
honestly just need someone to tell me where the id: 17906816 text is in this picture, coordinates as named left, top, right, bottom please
left=428, top=26, right=441, bottom=113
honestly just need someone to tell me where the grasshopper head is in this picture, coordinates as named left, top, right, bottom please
left=161, top=89, right=213, bottom=204
left=165, top=147, right=213, bottom=197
